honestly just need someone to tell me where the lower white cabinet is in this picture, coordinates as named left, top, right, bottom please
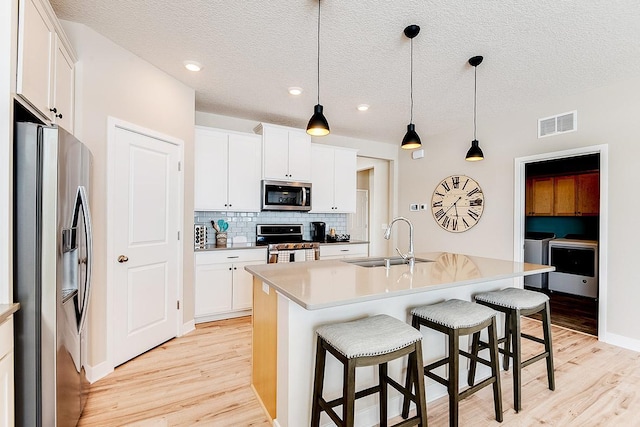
left=0, top=317, right=14, bottom=427
left=320, top=243, right=369, bottom=260
left=194, top=249, right=266, bottom=322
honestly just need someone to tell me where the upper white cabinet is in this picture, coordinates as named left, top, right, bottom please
left=311, top=144, right=357, bottom=213
left=254, top=123, right=312, bottom=182
left=17, top=0, right=75, bottom=133
left=194, top=126, right=262, bottom=212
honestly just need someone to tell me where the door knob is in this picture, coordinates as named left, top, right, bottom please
left=117, top=255, right=129, bottom=263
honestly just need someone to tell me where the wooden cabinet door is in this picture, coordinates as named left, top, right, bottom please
left=530, top=177, right=554, bottom=216
left=553, top=176, right=577, bottom=215
left=332, top=148, right=357, bottom=213
left=52, top=34, right=74, bottom=132
left=577, top=172, right=599, bottom=215
left=194, top=128, right=228, bottom=210
left=195, top=263, right=233, bottom=317
left=310, top=144, right=335, bottom=212
left=227, top=133, right=261, bottom=211
left=262, top=125, right=290, bottom=180
left=17, top=0, right=54, bottom=120
left=286, top=130, right=312, bottom=181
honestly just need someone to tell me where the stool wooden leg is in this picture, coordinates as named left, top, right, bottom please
left=448, top=329, right=460, bottom=427
left=402, top=316, right=421, bottom=419
left=467, top=331, right=480, bottom=386
left=379, top=362, right=388, bottom=427
left=344, top=358, right=357, bottom=427
left=488, top=317, right=503, bottom=422
left=503, top=311, right=512, bottom=371
left=542, top=301, right=556, bottom=391
left=512, top=310, right=522, bottom=413
left=311, top=337, right=327, bottom=427
left=412, top=342, right=428, bottom=427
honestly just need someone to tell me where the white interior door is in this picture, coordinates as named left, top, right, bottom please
left=111, top=125, right=181, bottom=367
left=349, top=189, right=369, bottom=241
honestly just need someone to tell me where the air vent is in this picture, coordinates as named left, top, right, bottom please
left=538, top=110, right=577, bottom=138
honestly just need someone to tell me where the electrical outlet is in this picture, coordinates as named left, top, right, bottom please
left=410, top=203, right=419, bottom=211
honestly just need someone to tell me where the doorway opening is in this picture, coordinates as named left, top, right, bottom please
left=515, top=145, right=608, bottom=339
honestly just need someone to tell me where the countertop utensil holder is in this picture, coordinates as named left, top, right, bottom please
left=215, top=232, right=227, bottom=247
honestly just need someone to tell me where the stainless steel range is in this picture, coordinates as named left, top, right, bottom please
left=256, top=224, right=319, bottom=263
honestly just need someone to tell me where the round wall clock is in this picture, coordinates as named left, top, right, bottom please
left=431, top=175, right=484, bottom=232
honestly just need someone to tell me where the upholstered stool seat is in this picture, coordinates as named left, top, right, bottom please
left=311, top=314, right=428, bottom=427
left=402, top=299, right=503, bottom=427
left=470, top=288, right=555, bottom=412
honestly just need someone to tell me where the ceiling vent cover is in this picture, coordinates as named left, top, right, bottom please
left=538, top=110, right=577, bottom=138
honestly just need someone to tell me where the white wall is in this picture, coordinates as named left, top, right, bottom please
left=397, top=75, right=640, bottom=346
left=356, top=157, right=391, bottom=256
left=61, top=21, right=195, bottom=367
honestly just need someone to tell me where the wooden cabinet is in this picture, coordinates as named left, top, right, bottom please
left=526, top=173, right=599, bottom=216
left=0, top=317, right=14, bottom=427
left=194, top=249, right=266, bottom=322
left=311, top=144, right=357, bottom=213
left=255, top=123, right=312, bottom=181
left=194, top=126, right=262, bottom=212
left=17, top=0, right=75, bottom=133
left=319, top=243, right=369, bottom=260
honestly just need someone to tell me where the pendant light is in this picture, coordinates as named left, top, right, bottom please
left=465, top=55, right=484, bottom=161
left=307, top=0, right=330, bottom=136
left=401, top=25, right=421, bottom=149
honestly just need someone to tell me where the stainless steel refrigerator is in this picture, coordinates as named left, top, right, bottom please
left=14, top=122, right=93, bottom=426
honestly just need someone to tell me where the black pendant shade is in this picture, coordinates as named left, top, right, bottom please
left=401, top=24, right=421, bottom=150
left=401, top=123, right=421, bottom=149
left=307, top=104, right=330, bottom=136
left=307, top=0, right=330, bottom=136
left=466, top=55, right=484, bottom=161
left=465, top=139, right=484, bottom=161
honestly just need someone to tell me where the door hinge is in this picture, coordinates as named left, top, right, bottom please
left=178, top=161, right=181, bottom=171
left=177, top=300, right=180, bottom=310
left=178, top=231, right=180, bottom=240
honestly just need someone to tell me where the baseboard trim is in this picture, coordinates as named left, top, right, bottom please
left=182, top=319, right=195, bottom=336
left=85, top=360, right=113, bottom=384
left=603, top=332, right=640, bottom=352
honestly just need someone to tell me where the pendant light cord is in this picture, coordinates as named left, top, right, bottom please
left=410, top=37, right=414, bottom=124
left=317, top=0, right=321, bottom=105
left=473, top=64, right=477, bottom=140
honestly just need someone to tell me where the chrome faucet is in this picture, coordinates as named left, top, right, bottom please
left=384, top=216, right=414, bottom=264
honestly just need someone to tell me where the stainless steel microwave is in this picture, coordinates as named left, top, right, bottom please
left=261, top=180, right=312, bottom=211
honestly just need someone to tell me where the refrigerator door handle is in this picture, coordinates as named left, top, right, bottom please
left=75, top=185, right=93, bottom=334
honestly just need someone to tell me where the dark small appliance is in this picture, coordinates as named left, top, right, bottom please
left=311, top=222, right=326, bottom=242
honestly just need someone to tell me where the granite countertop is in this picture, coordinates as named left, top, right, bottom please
left=0, top=303, right=20, bottom=324
left=245, top=252, right=554, bottom=310
left=195, top=240, right=370, bottom=252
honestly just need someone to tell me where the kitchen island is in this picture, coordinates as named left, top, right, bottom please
left=245, top=252, right=553, bottom=427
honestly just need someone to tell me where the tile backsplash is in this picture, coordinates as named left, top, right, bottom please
left=194, top=211, right=348, bottom=245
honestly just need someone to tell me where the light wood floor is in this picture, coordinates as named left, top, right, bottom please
left=79, top=316, right=640, bottom=426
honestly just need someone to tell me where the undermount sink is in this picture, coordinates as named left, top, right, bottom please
left=342, top=256, right=433, bottom=268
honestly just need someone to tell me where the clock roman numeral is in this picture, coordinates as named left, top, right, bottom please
left=432, top=200, right=443, bottom=208
left=441, top=181, right=451, bottom=192
left=462, top=218, right=470, bottom=228
left=469, top=198, right=483, bottom=207
left=451, top=218, right=458, bottom=231
left=462, top=178, right=469, bottom=190
left=442, top=216, right=451, bottom=228
left=468, top=209, right=479, bottom=220
left=467, top=187, right=480, bottom=197
left=452, top=176, right=460, bottom=189
left=434, top=209, right=445, bottom=220
left=435, top=191, right=445, bottom=197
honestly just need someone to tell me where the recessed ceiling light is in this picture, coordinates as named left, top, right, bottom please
left=183, top=61, right=202, bottom=72
left=288, top=87, right=303, bottom=96
left=357, top=104, right=370, bottom=111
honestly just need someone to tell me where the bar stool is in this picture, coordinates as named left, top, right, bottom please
left=311, top=314, right=428, bottom=427
left=469, top=288, right=555, bottom=412
left=402, top=299, right=503, bottom=427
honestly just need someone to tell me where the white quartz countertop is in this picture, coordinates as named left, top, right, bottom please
left=245, top=252, right=554, bottom=310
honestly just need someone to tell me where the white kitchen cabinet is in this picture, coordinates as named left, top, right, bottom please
left=194, top=126, right=262, bottom=211
left=311, top=144, right=357, bottom=213
left=320, top=243, right=369, bottom=260
left=17, top=0, right=75, bottom=133
left=255, top=123, right=312, bottom=182
left=194, top=249, right=266, bottom=322
left=0, top=317, right=14, bottom=427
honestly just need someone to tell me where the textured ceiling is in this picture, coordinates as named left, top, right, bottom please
left=50, top=0, right=640, bottom=144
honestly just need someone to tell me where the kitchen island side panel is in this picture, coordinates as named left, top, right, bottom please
left=251, top=277, right=277, bottom=421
